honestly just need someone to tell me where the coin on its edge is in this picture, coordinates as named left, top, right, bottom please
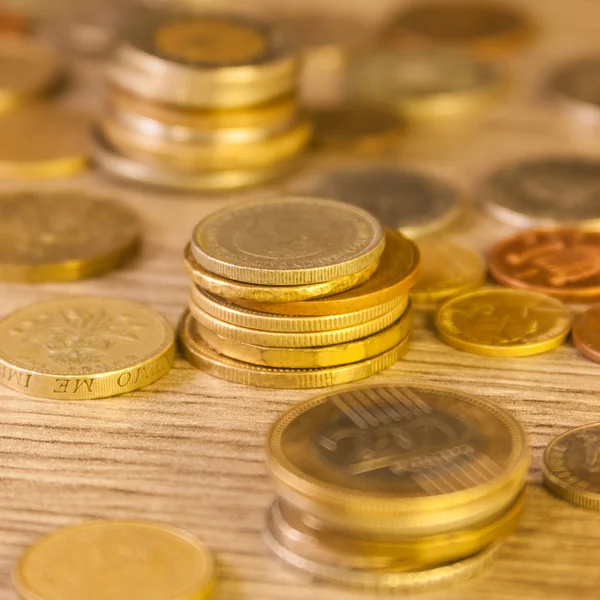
left=13, top=520, right=214, bottom=600
left=0, top=297, right=175, bottom=399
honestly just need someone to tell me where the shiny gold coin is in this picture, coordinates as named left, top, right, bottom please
left=197, top=307, right=412, bottom=368
left=0, top=105, right=91, bottom=178
left=411, top=241, right=486, bottom=304
left=13, top=520, right=214, bottom=600
left=0, top=297, right=175, bottom=400
left=191, top=285, right=407, bottom=333
left=191, top=197, right=385, bottom=286
left=184, top=243, right=377, bottom=304
left=179, top=310, right=409, bottom=389
left=435, top=288, right=572, bottom=357
left=0, top=190, right=139, bottom=282
left=235, top=229, right=419, bottom=316
left=267, top=384, right=529, bottom=537
left=543, top=423, right=600, bottom=511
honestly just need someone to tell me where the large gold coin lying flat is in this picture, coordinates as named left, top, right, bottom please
left=235, top=229, right=419, bottom=316
left=267, top=384, right=529, bottom=536
left=191, top=197, right=385, bottom=286
left=14, top=520, right=214, bottom=600
left=435, top=288, right=572, bottom=357
left=0, top=297, right=175, bottom=399
left=0, top=105, right=91, bottom=178
left=197, top=307, right=411, bottom=368
left=543, top=423, right=600, bottom=511
left=0, top=190, right=140, bottom=282
left=179, top=310, right=408, bottom=389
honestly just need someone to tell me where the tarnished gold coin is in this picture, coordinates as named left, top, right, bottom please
left=0, top=190, right=140, bottom=282
left=411, top=241, right=486, bottom=304
left=13, top=520, right=214, bottom=600
left=435, top=289, right=572, bottom=357
left=191, top=197, right=385, bottom=286
left=267, top=384, right=529, bottom=537
left=543, top=423, right=600, bottom=511
left=0, top=297, right=175, bottom=400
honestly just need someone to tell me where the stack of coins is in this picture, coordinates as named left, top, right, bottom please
left=265, top=384, right=530, bottom=591
left=95, top=10, right=311, bottom=191
left=179, top=197, right=420, bottom=389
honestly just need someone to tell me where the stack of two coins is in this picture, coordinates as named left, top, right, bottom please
left=179, top=197, right=420, bottom=388
left=96, top=11, right=311, bottom=191
left=265, top=384, right=530, bottom=591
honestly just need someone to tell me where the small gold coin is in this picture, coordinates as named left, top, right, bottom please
left=0, top=190, right=140, bottom=282
left=197, top=308, right=412, bottom=368
left=411, top=241, right=486, bottom=304
left=435, top=288, right=572, bottom=357
left=0, top=105, right=91, bottom=178
left=543, top=423, right=600, bottom=510
left=191, top=197, right=385, bottom=286
left=13, top=520, right=214, bottom=600
left=179, top=310, right=409, bottom=389
left=0, top=297, right=175, bottom=400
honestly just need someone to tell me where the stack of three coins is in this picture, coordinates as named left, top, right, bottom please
left=179, top=197, right=420, bottom=389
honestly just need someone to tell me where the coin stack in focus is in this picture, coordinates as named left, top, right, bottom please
left=265, top=384, right=530, bottom=590
left=179, top=197, right=420, bottom=388
left=96, top=10, right=310, bottom=191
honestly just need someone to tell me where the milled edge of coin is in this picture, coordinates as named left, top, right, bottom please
left=178, top=310, right=409, bottom=389
left=572, top=305, right=600, bottom=363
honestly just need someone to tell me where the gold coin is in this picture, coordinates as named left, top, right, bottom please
left=184, top=243, right=377, bottom=304
left=267, top=384, right=529, bottom=537
left=0, top=105, right=91, bottom=178
left=179, top=310, right=409, bottom=389
left=190, top=285, right=407, bottom=333
left=197, top=308, right=412, bottom=368
left=435, top=288, right=572, bottom=357
left=191, top=197, right=385, bottom=286
left=0, top=297, right=175, bottom=399
left=543, top=423, right=600, bottom=511
left=13, top=520, right=214, bottom=600
left=411, top=240, right=486, bottom=304
left=0, top=190, right=139, bottom=282
left=235, top=229, right=419, bottom=316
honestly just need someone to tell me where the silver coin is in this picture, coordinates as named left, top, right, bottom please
left=480, top=155, right=600, bottom=228
left=287, top=164, right=462, bottom=237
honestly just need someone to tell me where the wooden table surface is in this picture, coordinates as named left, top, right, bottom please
left=3, top=0, right=600, bottom=598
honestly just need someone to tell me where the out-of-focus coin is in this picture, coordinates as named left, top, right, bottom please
left=191, top=197, right=385, bottom=286
left=267, top=383, right=529, bottom=536
left=288, top=164, right=462, bottom=237
left=571, top=305, right=600, bottom=363
left=348, top=48, right=503, bottom=122
left=411, top=241, right=486, bottom=304
left=0, top=7, right=30, bottom=34
left=179, top=310, right=409, bottom=389
left=234, top=229, right=419, bottom=315
left=436, top=288, right=572, bottom=357
left=0, top=190, right=139, bottom=282
left=480, top=156, right=600, bottom=228
left=543, top=423, right=600, bottom=510
left=488, top=228, right=600, bottom=301
left=0, top=105, right=90, bottom=178
left=0, top=297, right=175, bottom=399
left=13, top=520, right=215, bottom=600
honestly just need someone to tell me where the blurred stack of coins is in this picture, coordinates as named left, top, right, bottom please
left=265, top=384, right=530, bottom=590
left=95, top=9, right=311, bottom=191
left=179, top=197, right=420, bottom=389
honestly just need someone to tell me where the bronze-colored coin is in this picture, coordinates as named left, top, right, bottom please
left=572, top=305, right=600, bottom=363
left=0, top=7, right=30, bottom=34
left=267, top=384, right=529, bottom=537
left=488, top=228, right=600, bottom=301
left=543, top=423, right=600, bottom=510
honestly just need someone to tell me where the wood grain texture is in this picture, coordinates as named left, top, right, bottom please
left=3, top=0, right=600, bottom=598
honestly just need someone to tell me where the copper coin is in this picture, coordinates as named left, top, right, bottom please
left=572, top=305, right=600, bottom=363
left=0, top=8, right=29, bottom=35
left=488, top=228, right=600, bottom=301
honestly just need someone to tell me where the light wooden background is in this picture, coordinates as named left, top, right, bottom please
left=3, top=0, right=600, bottom=598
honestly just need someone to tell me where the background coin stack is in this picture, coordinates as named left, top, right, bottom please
left=95, top=10, right=311, bottom=191
left=179, top=197, right=420, bottom=388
